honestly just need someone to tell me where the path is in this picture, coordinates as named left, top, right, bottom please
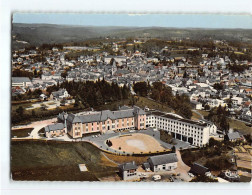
left=192, top=109, right=204, bottom=120
left=101, top=152, right=120, bottom=165
left=12, top=118, right=57, bottom=139
left=175, top=150, right=191, bottom=181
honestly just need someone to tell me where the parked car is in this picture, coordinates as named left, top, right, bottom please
left=152, top=175, right=161, bottom=181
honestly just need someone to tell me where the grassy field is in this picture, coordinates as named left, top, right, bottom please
left=103, top=152, right=148, bottom=165
left=11, top=140, right=118, bottom=181
left=191, top=111, right=202, bottom=120
left=160, top=130, right=173, bottom=144
left=229, top=119, right=252, bottom=135
left=11, top=128, right=33, bottom=138
left=197, top=110, right=210, bottom=117
left=135, top=97, right=173, bottom=113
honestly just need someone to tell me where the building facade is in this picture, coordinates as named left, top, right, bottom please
left=61, top=106, right=146, bottom=138
left=58, top=106, right=216, bottom=147
left=146, top=111, right=216, bottom=147
left=147, top=153, right=178, bottom=172
left=118, top=161, right=138, bottom=181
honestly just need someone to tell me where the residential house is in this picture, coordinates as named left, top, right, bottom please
left=12, top=77, right=32, bottom=88
left=50, top=88, right=70, bottom=100
left=226, top=132, right=242, bottom=142
left=44, top=123, right=65, bottom=138
left=147, top=153, right=178, bottom=172
left=190, top=163, right=209, bottom=176
left=118, top=161, right=138, bottom=181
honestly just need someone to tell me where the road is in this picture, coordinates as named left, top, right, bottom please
left=12, top=118, right=57, bottom=139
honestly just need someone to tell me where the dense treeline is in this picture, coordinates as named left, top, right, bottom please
left=12, top=69, right=33, bottom=79
left=49, top=79, right=130, bottom=108
left=12, top=106, right=82, bottom=125
left=133, top=81, right=192, bottom=119
left=12, top=89, right=42, bottom=101
left=227, top=63, right=250, bottom=73
left=207, top=106, right=230, bottom=133
left=12, top=79, right=130, bottom=125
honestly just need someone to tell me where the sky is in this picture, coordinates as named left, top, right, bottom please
left=13, top=13, right=252, bottom=29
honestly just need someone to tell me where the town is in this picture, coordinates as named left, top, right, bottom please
left=11, top=27, right=252, bottom=182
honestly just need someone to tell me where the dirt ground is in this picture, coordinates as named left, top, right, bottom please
left=235, top=145, right=252, bottom=171
left=109, top=133, right=166, bottom=154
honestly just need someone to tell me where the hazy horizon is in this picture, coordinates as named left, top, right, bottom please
left=13, top=13, right=252, bottom=29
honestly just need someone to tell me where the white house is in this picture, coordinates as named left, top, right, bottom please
left=12, top=77, right=32, bottom=88
left=231, top=97, right=243, bottom=106
left=147, top=153, right=178, bottom=172
left=50, top=88, right=70, bottom=100
left=118, top=161, right=138, bottom=181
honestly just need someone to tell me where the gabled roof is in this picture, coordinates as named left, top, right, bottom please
left=66, top=113, right=82, bottom=123
left=148, top=153, right=178, bottom=166
left=190, top=163, right=208, bottom=175
left=113, top=109, right=134, bottom=119
left=12, top=77, right=31, bottom=83
left=119, top=161, right=138, bottom=171
left=45, top=123, right=64, bottom=132
left=100, top=110, right=117, bottom=121
left=227, top=132, right=241, bottom=140
left=143, top=162, right=150, bottom=169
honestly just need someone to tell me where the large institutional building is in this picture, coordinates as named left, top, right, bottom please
left=58, top=106, right=146, bottom=138
left=57, top=106, right=217, bottom=147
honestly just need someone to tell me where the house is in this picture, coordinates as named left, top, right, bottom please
left=147, top=153, right=178, bottom=172
left=226, top=132, right=242, bottom=142
left=39, top=94, right=48, bottom=101
left=44, top=123, right=65, bottom=138
left=190, top=163, right=209, bottom=176
left=12, top=77, right=32, bottom=87
left=50, top=88, right=70, bottom=100
left=142, top=162, right=151, bottom=171
left=191, top=100, right=203, bottom=110
left=231, top=97, right=243, bottom=106
left=118, top=161, right=138, bottom=181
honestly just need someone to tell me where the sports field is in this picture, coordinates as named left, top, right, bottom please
left=109, top=133, right=166, bottom=154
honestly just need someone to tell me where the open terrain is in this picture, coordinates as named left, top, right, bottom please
left=12, top=23, right=252, bottom=48
left=11, top=140, right=118, bottom=181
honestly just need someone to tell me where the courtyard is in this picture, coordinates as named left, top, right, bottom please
left=109, top=133, right=166, bottom=154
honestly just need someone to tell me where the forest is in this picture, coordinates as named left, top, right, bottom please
left=133, top=81, right=192, bottom=119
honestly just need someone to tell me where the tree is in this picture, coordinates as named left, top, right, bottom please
left=204, top=104, right=210, bottom=111
left=133, top=82, right=149, bottom=97
left=16, top=106, right=24, bottom=115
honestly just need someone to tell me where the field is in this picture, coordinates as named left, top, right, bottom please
left=109, top=133, right=166, bottom=154
left=136, top=97, right=174, bottom=113
left=191, top=111, right=202, bottom=120
left=11, top=140, right=118, bottom=181
left=103, top=152, right=148, bottom=165
left=234, top=145, right=252, bottom=171
left=229, top=119, right=252, bottom=135
left=11, top=128, right=33, bottom=138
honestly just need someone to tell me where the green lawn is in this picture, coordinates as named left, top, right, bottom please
left=11, top=141, right=118, bottom=181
